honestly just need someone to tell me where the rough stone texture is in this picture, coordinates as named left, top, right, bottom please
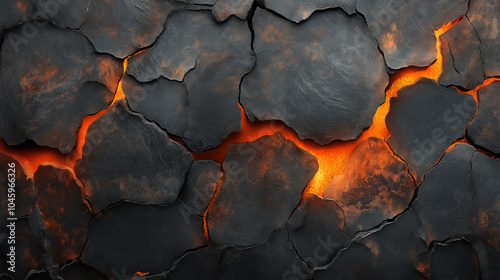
left=58, top=260, right=108, bottom=280
left=324, top=137, right=415, bottom=236
left=439, top=18, right=485, bottom=90
left=467, top=0, right=500, bottom=78
left=33, top=165, right=91, bottom=265
left=212, top=0, right=253, bottom=22
left=287, top=195, right=347, bottom=267
left=127, top=10, right=254, bottom=153
left=0, top=23, right=122, bottom=153
left=386, top=78, right=477, bottom=183
left=413, top=144, right=475, bottom=243
left=470, top=152, right=500, bottom=280
left=314, top=242, right=375, bottom=280
left=220, top=228, right=310, bottom=280
left=467, top=81, right=500, bottom=154
left=75, top=100, right=193, bottom=213
left=122, top=74, right=188, bottom=137
left=362, top=210, right=428, bottom=280
left=0, top=152, right=33, bottom=232
left=165, top=246, right=223, bottom=280
left=430, top=240, right=480, bottom=280
left=179, top=160, right=222, bottom=216
left=80, top=0, right=183, bottom=58
left=357, top=0, right=469, bottom=69
left=241, top=8, right=388, bottom=145
left=262, top=0, right=356, bottom=23
left=81, top=202, right=206, bottom=279
left=207, top=133, right=318, bottom=247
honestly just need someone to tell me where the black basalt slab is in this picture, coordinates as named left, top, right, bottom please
left=212, top=0, right=253, bottom=21
left=207, top=133, right=318, bottom=247
left=122, top=74, right=188, bottom=137
left=127, top=10, right=254, bottom=153
left=220, top=228, right=310, bottom=280
left=241, top=8, right=388, bottom=145
left=287, top=195, right=347, bottom=267
left=356, top=0, right=469, bottom=69
left=179, top=160, right=222, bottom=216
left=430, top=240, right=480, bottom=280
left=58, top=260, right=108, bottom=280
left=386, top=78, right=477, bottom=183
left=467, top=0, right=500, bottom=78
left=165, top=246, right=223, bottom=280
left=33, top=165, right=91, bottom=265
left=81, top=201, right=207, bottom=279
left=0, top=23, right=122, bottom=154
left=80, top=0, right=183, bottom=59
left=324, top=137, right=415, bottom=236
left=412, top=143, right=475, bottom=243
left=439, top=18, right=485, bottom=90
left=75, top=100, right=193, bottom=213
left=262, top=0, right=356, bottom=23
left=467, top=81, right=500, bottom=154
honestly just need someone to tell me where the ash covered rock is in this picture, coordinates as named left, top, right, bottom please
left=0, top=23, right=122, bottom=154
left=207, top=133, right=318, bottom=247
left=211, top=0, right=253, bottom=22
left=261, top=0, right=356, bottom=23
left=75, top=100, right=193, bottom=213
left=241, top=8, right=388, bottom=145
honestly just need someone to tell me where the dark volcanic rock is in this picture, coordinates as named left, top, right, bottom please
left=122, top=74, right=188, bottom=137
left=220, top=228, right=310, bottom=280
left=467, top=0, right=500, bottom=78
left=467, top=81, right=500, bottom=154
left=362, top=210, right=428, bottom=280
left=324, top=137, right=415, bottom=236
left=413, top=143, right=475, bottom=243
left=75, top=100, right=193, bottom=213
left=287, top=195, right=347, bottom=267
left=81, top=201, right=206, bottom=278
left=165, top=246, right=223, bottom=280
left=59, top=260, right=108, bottom=280
left=357, top=0, right=469, bottom=69
left=470, top=152, right=500, bottom=280
left=262, top=0, right=356, bottom=23
left=430, top=240, right=480, bottom=280
left=0, top=23, right=122, bottom=153
left=386, top=78, right=477, bottom=183
left=33, top=165, right=91, bottom=265
left=313, top=242, right=375, bottom=280
left=241, top=8, right=388, bottom=144
left=127, top=10, right=254, bottom=153
left=212, top=0, right=253, bottom=21
left=179, top=160, right=222, bottom=216
left=207, top=133, right=318, bottom=247
left=439, top=18, right=485, bottom=90
left=0, top=152, right=33, bottom=232
left=80, top=0, right=182, bottom=58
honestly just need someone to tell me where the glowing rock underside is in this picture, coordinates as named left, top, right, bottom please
left=0, top=0, right=499, bottom=279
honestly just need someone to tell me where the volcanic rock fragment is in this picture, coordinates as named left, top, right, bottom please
left=33, top=165, right=91, bottom=265
left=75, top=100, right=193, bottom=213
left=467, top=0, right=500, bottom=77
left=0, top=23, right=122, bottom=153
left=165, top=246, right=223, bottom=280
left=261, top=0, right=356, bottom=23
left=80, top=0, right=183, bottom=58
left=467, top=81, right=500, bottom=154
left=220, top=228, right=310, bottom=280
left=430, top=240, right=480, bottom=280
left=122, top=74, right=188, bottom=137
left=439, top=19, right=485, bottom=90
left=212, top=0, right=253, bottom=21
left=207, top=133, right=318, bottom=247
left=81, top=202, right=206, bottom=278
left=386, top=78, right=477, bottom=183
left=58, top=260, right=108, bottom=280
left=324, top=137, right=415, bottom=236
left=127, top=10, right=254, bottom=153
left=356, top=0, right=469, bottom=69
left=287, top=195, right=347, bottom=267
left=241, top=8, right=388, bottom=144
left=179, top=160, right=222, bottom=216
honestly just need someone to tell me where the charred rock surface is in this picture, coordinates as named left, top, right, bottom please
left=165, top=246, right=223, bottom=280
left=58, top=260, right=108, bottom=280
left=241, top=8, right=388, bottom=145
left=212, top=0, right=253, bottom=22
left=261, top=0, right=356, bottom=23
left=430, top=240, right=480, bottom=280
